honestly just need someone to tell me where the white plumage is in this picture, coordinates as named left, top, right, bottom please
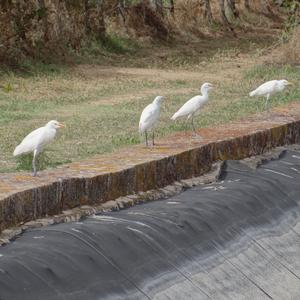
left=14, top=120, right=65, bottom=176
left=171, top=82, right=213, bottom=136
left=249, top=79, right=292, bottom=110
left=139, top=96, right=164, bottom=146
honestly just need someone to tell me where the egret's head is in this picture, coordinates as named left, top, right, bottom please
left=280, top=79, right=292, bottom=86
left=47, top=120, right=65, bottom=129
left=153, top=96, right=164, bottom=104
left=201, top=82, right=213, bottom=94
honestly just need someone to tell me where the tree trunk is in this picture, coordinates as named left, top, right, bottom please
left=169, top=0, right=175, bottom=17
left=203, top=0, right=213, bottom=23
left=117, top=0, right=126, bottom=25
left=155, top=0, right=163, bottom=16
left=84, top=0, right=91, bottom=35
left=219, top=0, right=229, bottom=24
left=260, top=0, right=282, bottom=21
left=219, top=0, right=237, bottom=37
left=244, top=0, right=250, bottom=10
left=149, top=0, right=163, bottom=16
left=226, top=0, right=239, bottom=18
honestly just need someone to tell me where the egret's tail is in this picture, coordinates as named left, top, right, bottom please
left=139, top=122, right=145, bottom=134
left=249, top=89, right=257, bottom=97
left=13, top=143, right=32, bottom=156
left=13, top=145, right=22, bottom=156
left=171, top=112, right=179, bottom=121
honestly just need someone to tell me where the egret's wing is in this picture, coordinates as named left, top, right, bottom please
left=250, top=80, right=277, bottom=97
left=172, top=96, right=202, bottom=120
left=256, top=80, right=277, bottom=94
left=21, top=127, right=45, bottom=144
left=13, top=127, right=52, bottom=156
left=139, top=104, right=159, bottom=132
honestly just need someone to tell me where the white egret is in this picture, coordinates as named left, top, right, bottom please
left=249, top=79, right=292, bottom=110
left=171, top=82, right=213, bottom=137
left=13, top=120, right=65, bottom=176
left=139, top=96, right=164, bottom=146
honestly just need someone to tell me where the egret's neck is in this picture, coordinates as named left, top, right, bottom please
left=153, top=99, right=162, bottom=106
left=46, top=124, right=57, bottom=131
left=201, top=87, right=209, bottom=97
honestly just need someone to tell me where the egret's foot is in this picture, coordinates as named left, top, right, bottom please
left=264, top=102, right=270, bottom=111
left=32, top=172, right=37, bottom=177
left=192, top=133, right=203, bottom=140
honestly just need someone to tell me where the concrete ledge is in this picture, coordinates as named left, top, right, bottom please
left=1, top=104, right=300, bottom=232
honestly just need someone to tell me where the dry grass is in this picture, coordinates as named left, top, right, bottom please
left=166, top=0, right=284, bottom=39
left=266, top=27, right=300, bottom=65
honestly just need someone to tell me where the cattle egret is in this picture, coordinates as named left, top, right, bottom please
left=171, top=82, right=213, bottom=137
left=249, top=79, right=292, bottom=110
left=13, top=120, right=65, bottom=176
left=139, top=96, right=164, bottom=146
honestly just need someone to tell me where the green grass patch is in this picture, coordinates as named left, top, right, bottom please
left=0, top=60, right=66, bottom=78
left=100, top=35, right=140, bottom=54
left=244, top=64, right=300, bottom=81
left=15, top=152, right=72, bottom=172
left=79, top=35, right=140, bottom=59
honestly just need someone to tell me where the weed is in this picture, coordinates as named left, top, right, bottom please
left=80, top=35, right=140, bottom=58
left=1, top=83, right=13, bottom=93
left=15, top=152, right=71, bottom=172
left=244, top=64, right=299, bottom=81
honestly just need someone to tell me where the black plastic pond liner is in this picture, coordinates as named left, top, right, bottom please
left=0, top=150, right=300, bottom=300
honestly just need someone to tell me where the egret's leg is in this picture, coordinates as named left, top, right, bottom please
left=32, top=149, right=39, bottom=177
left=254, top=98, right=260, bottom=112
left=152, top=132, right=155, bottom=146
left=264, top=94, right=270, bottom=111
left=191, top=116, right=196, bottom=134
left=184, top=116, right=190, bottom=135
left=264, top=96, right=267, bottom=110
left=191, top=116, right=199, bottom=138
left=191, top=116, right=203, bottom=140
left=185, top=119, right=189, bottom=135
left=145, top=131, right=148, bottom=147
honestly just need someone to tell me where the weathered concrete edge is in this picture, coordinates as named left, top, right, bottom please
left=0, top=162, right=224, bottom=245
left=0, top=146, right=293, bottom=245
left=1, top=120, right=300, bottom=233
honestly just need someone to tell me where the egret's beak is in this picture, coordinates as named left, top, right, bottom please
left=58, top=123, right=66, bottom=128
left=286, top=81, right=293, bottom=86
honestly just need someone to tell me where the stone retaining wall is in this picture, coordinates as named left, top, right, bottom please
left=1, top=106, right=300, bottom=233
